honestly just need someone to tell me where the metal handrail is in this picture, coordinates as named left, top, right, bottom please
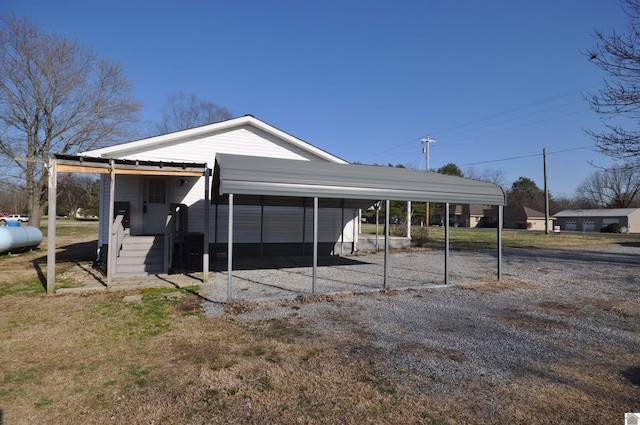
left=109, top=214, right=126, bottom=276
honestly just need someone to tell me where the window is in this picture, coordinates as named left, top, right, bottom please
left=148, top=178, right=166, bottom=204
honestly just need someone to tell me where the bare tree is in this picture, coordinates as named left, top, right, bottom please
left=554, top=195, right=598, bottom=211
left=156, top=91, right=232, bottom=134
left=56, top=174, right=97, bottom=218
left=0, top=14, right=141, bottom=227
left=576, top=164, right=640, bottom=207
left=466, top=166, right=507, bottom=189
left=585, top=0, right=640, bottom=162
left=0, top=180, right=27, bottom=214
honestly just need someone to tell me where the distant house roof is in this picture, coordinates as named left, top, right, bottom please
left=485, top=206, right=549, bottom=219
left=453, top=204, right=488, bottom=216
left=554, top=208, right=640, bottom=218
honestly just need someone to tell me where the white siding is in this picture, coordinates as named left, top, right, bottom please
left=99, top=174, right=141, bottom=242
left=104, top=126, right=324, bottom=164
left=205, top=205, right=357, bottom=244
left=93, top=122, right=360, bottom=248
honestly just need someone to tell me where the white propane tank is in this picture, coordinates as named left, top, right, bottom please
left=0, top=225, right=43, bottom=254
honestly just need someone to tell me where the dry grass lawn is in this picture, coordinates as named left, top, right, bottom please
left=0, top=220, right=638, bottom=424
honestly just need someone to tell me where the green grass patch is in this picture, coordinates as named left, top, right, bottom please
left=39, top=219, right=99, bottom=238
left=34, top=396, right=53, bottom=408
left=360, top=224, right=640, bottom=249
left=0, top=279, right=46, bottom=296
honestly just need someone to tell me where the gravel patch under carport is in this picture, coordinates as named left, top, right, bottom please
left=200, top=248, right=501, bottom=303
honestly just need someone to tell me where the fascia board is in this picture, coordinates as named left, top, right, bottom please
left=219, top=180, right=506, bottom=205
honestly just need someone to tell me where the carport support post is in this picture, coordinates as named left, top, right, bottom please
left=406, top=201, right=411, bottom=239
left=312, top=197, right=318, bottom=294
left=227, top=193, right=234, bottom=302
left=384, top=199, right=390, bottom=289
left=203, top=166, right=210, bottom=284
left=445, top=202, right=450, bottom=285
left=46, top=157, right=57, bottom=294
left=107, top=160, right=115, bottom=288
left=497, top=205, right=503, bottom=281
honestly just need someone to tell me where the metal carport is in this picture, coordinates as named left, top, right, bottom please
left=214, top=153, right=506, bottom=301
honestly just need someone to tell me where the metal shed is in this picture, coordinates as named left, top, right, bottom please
left=214, top=154, right=506, bottom=300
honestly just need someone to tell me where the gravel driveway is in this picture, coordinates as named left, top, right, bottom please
left=201, top=244, right=640, bottom=422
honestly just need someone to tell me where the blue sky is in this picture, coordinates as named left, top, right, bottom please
left=4, top=0, right=630, bottom=198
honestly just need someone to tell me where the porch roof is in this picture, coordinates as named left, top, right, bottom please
left=54, top=154, right=207, bottom=176
left=214, top=154, right=506, bottom=205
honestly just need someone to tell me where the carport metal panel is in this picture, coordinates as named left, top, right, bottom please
left=215, top=154, right=505, bottom=205
left=215, top=154, right=506, bottom=301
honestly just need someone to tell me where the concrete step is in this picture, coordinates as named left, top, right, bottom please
left=121, top=235, right=163, bottom=249
left=114, top=235, right=166, bottom=277
left=114, top=263, right=164, bottom=275
left=116, top=253, right=164, bottom=265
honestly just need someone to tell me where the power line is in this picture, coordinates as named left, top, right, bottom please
left=357, top=82, right=602, bottom=163
left=461, top=146, right=594, bottom=166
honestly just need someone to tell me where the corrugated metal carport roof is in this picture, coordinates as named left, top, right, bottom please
left=215, top=153, right=505, bottom=205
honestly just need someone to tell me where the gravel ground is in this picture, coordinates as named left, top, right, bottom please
left=200, top=244, right=640, bottom=419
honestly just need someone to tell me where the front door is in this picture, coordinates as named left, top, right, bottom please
left=143, top=177, right=169, bottom=234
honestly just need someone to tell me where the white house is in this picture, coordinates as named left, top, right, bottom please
left=79, top=115, right=362, bottom=277
left=45, top=115, right=505, bottom=294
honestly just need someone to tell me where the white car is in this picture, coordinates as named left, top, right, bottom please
left=6, top=214, right=29, bottom=222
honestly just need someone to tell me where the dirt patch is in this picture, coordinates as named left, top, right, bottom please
left=537, top=300, right=582, bottom=315
left=579, top=296, right=640, bottom=318
left=490, top=311, right=570, bottom=330
left=396, top=342, right=467, bottom=363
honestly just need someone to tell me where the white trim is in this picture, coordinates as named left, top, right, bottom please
left=82, top=115, right=347, bottom=164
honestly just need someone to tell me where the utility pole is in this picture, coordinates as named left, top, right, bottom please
left=420, top=135, right=437, bottom=226
left=420, top=135, right=437, bottom=171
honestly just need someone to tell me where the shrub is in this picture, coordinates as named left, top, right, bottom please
left=410, top=227, right=429, bottom=247
left=600, top=223, right=623, bottom=233
left=389, top=225, right=407, bottom=237
left=516, top=221, right=532, bottom=229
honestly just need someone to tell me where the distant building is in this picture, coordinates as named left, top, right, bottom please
left=484, top=206, right=554, bottom=230
left=450, top=204, right=487, bottom=228
left=553, top=208, right=640, bottom=233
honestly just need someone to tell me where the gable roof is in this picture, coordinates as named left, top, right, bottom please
left=484, top=206, right=549, bottom=219
left=554, top=208, right=640, bottom=218
left=453, top=204, right=488, bottom=216
left=214, top=154, right=506, bottom=205
left=81, top=115, right=347, bottom=164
